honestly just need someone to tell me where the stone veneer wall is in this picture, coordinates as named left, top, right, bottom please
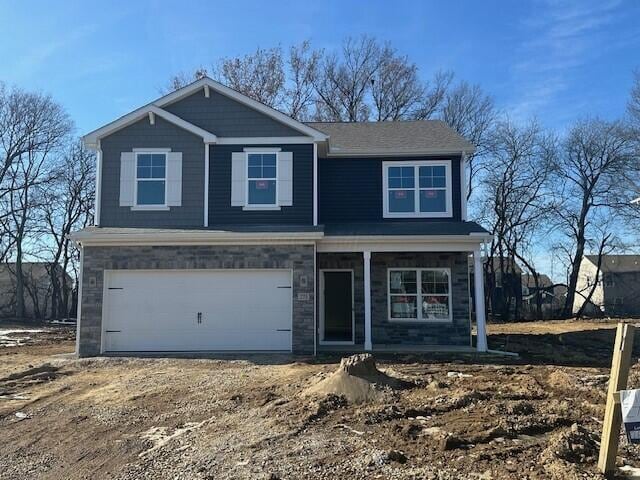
left=78, top=244, right=315, bottom=356
left=316, top=251, right=471, bottom=348
left=371, top=252, right=471, bottom=346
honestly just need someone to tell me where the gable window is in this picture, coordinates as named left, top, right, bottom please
left=136, top=153, right=166, bottom=206
left=388, top=268, right=452, bottom=322
left=247, top=152, right=277, bottom=206
left=383, top=161, right=452, bottom=218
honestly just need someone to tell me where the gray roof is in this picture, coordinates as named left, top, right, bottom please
left=306, top=120, right=475, bottom=156
left=586, top=254, right=640, bottom=272
left=323, top=221, right=489, bottom=236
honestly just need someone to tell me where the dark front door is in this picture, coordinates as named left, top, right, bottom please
left=323, top=271, right=353, bottom=342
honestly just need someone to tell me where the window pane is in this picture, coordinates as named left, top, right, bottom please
left=263, top=166, right=276, bottom=178
left=151, top=154, right=166, bottom=167
left=401, top=167, right=414, bottom=188
left=432, top=166, right=446, bottom=177
left=137, top=180, right=165, bottom=205
left=137, top=154, right=152, bottom=167
left=422, top=296, right=449, bottom=320
left=422, top=270, right=449, bottom=294
left=262, top=154, right=276, bottom=167
left=151, top=165, right=165, bottom=179
left=248, top=179, right=276, bottom=205
left=390, top=295, right=417, bottom=319
left=420, top=189, right=446, bottom=212
left=248, top=155, right=261, bottom=167
left=137, top=165, right=152, bottom=179
left=389, top=270, right=417, bottom=294
left=389, top=190, right=415, bottom=212
left=388, top=166, right=414, bottom=188
left=248, top=166, right=262, bottom=178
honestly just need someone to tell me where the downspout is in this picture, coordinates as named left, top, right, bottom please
left=313, top=143, right=318, bottom=226
left=460, top=151, right=468, bottom=221
left=204, top=142, right=210, bottom=227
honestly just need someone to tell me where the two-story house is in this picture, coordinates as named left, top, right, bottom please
left=573, top=255, right=640, bottom=317
left=71, top=77, right=491, bottom=356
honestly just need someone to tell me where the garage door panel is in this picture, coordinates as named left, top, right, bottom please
left=103, top=269, right=292, bottom=352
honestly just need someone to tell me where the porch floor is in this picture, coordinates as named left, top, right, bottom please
left=317, top=344, right=477, bottom=354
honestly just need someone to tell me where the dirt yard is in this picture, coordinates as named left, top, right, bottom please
left=1, top=320, right=640, bottom=479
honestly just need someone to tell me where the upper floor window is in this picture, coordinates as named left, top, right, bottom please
left=247, top=152, right=277, bottom=206
left=383, top=161, right=452, bottom=218
left=136, top=153, right=166, bottom=206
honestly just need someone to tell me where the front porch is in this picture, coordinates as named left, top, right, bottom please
left=315, top=237, right=488, bottom=354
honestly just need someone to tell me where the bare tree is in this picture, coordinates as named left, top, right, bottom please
left=439, top=81, right=496, bottom=200
left=554, top=118, right=636, bottom=317
left=212, top=47, right=285, bottom=108
left=0, top=85, right=72, bottom=319
left=370, top=45, right=424, bottom=121
left=479, top=119, right=556, bottom=320
left=162, top=67, right=209, bottom=94
left=284, top=41, right=320, bottom=120
left=42, top=140, right=95, bottom=319
left=313, top=36, right=381, bottom=121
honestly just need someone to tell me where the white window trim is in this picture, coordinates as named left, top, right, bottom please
left=382, top=160, right=453, bottom=218
left=387, top=267, right=453, bottom=323
left=133, top=150, right=169, bottom=210
left=244, top=150, right=280, bottom=211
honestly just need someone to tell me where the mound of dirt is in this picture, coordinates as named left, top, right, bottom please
left=303, top=354, right=414, bottom=403
left=543, top=423, right=599, bottom=464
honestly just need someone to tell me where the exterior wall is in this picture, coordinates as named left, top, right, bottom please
left=164, top=90, right=302, bottom=137
left=371, top=252, right=470, bottom=346
left=100, top=116, right=205, bottom=228
left=573, top=258, right=604, bottom=315
left=318, top=155, right=463, bottom=223
left=209, top=144, right=314, bottom=225
left=78, top=244, right=315, bottom=356
left=602, top=272, right=640, bottom=316
left=316, top=251, right=471, bottom=347
left=317, top=253, right=365, bottom=345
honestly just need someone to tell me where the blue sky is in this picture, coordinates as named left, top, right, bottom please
left=1, top=0, right=639, bottom=136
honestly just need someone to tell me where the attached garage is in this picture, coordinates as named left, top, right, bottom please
left=101, top=269, right=293, bottom=352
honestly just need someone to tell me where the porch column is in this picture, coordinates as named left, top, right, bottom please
left=363, top=250, right=372, bottom=351
left=473, top=247, right=488, bottom=352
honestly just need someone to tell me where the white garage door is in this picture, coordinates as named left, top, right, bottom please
left=102, top=269, right=292, bottom=352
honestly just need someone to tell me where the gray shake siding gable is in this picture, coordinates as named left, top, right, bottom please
left=164, top=90, right=302, bottom=137
left=100, top=116, right=205, bottom=228
left=78, top=244, right=315, bottom=357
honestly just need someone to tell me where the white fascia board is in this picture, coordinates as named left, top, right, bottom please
left=83, top=105, right=217, bottom=147
left=325, top=149, right=474, bottom=158
left=70, top=229, right=324, bottom=246
left=216, top=136, right=314, bottom=145
left=317, top=234, right=490, bottom=253
left=156, top=77, right=328, bottom=142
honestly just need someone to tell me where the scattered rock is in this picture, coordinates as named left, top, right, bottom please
left=543, top=423, right=598, bottom=464
left=14, top=412, right=28, bottom=419
left=447, top=371, right=473, bottom=379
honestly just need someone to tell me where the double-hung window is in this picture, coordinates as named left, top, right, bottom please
left=388, top=268, right=452, bottom=322
left=247, top=152, right=277, bottom=207
left=136, top=153, right=166, bottom=206
left=383, top=161, right=452, bottom=217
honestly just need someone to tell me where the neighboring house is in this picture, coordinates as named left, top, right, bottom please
left=521, top=273, right=566, bottom=319
left=573, top=255, right=640, bottom=317
left=0, top=263, right=72, bottom=319
left=71, top=77, right=491, bottom=357
left=483, top=257, right=523, bottom=321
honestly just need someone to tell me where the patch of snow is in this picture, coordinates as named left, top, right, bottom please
left=14, top=412, right=29, bottom=419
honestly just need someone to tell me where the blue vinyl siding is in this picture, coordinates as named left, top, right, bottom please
left=209, top=144, right=314, bottom=225
left=318, top=155, right=462, bottom=223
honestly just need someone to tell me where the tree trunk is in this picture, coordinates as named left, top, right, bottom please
left=15, top=243, right=25, bottom=320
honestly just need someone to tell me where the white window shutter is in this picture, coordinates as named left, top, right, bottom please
left=278, top=151, right=293, bottom=206
left=166, top=152, right=182, bottom=206
left=231, top=152, right=246, bottom=206
left=119, top=152, right=135, bottom=206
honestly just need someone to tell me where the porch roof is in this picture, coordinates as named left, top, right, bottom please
left=322, top=221, right=489, bottom=236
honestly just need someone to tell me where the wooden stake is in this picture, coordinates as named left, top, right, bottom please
left=598, top=323, right=635, bottom=475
